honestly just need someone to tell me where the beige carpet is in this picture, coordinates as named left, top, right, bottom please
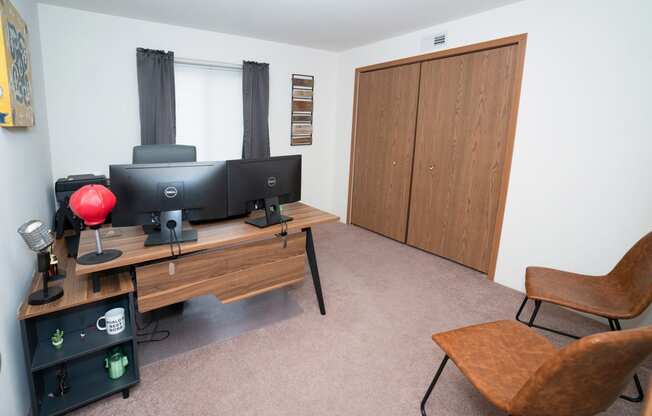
left=74, top=223, right=649, bottom=415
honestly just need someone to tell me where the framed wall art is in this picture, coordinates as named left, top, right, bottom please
left=290, top=74, right=313, bottom=146
left=0, top=0, right=33, bottom=127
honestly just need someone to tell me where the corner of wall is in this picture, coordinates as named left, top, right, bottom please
left=0, top=1, right=56, bottom=415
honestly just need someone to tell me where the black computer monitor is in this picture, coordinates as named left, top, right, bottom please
left=227, top=155, right=301, bottom=228
left=110, top=161, right=228, bottom=246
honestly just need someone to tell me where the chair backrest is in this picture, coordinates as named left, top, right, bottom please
left=608, top=232, right=652, bottom=315
left=509, top=326, right=652, bottom=416
left=641, top=377, right=652, bottom=416
left=643, top=380, right=652, bottom=416
left=132, top=144, right=197, bottom=164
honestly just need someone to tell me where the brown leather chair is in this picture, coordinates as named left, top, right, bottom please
left=420, top=320, right=652, bottom=416
left=515, top=231, right=652, bottom=401
left=644, top=380, right=652, bottom=416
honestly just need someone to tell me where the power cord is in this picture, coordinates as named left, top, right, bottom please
left=172, top=227, right=181, bottom=256
left=136, top=313, right=170, bottom=344
left=166, top=220, right=182, bottom=257
left=276, top=217, right=289, bottom=248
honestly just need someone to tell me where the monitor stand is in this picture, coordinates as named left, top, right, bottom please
left=145, top=210, right=198, bottom=246
left=142, top=224, right=160, bottom=235
left=245, top=197, right=293, bottom=228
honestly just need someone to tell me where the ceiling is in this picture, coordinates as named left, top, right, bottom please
left=38, top=0, right=522, bottom=51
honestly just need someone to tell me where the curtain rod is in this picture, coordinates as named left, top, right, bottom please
left=174, top=57, right=243, bottom=71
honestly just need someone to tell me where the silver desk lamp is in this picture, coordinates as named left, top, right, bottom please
left=17, top=220, right=64, bottom=305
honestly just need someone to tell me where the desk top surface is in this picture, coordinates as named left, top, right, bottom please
left=17, top=242, right=134, bottom=320
left=76, top=202, right=339, bottom=276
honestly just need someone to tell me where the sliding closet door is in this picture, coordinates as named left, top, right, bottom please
left=350, top=63, right=420, bottom=241
left=407, top=45, right=519, bottom=272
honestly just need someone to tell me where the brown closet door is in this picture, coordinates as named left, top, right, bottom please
left=407, top=45, right=518, bottom=272
left=350, top=63, right=421, bottom=241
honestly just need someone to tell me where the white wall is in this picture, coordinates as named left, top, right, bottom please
left=37, top=4, right=339, bottom=213
left=0, top=1, right=54, bottom=414
left=334, top=0, right=652, bottom=324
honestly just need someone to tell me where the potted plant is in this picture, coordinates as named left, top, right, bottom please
left=51, top=329, right=64, bottom=349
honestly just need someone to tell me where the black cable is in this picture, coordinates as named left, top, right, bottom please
left=135, top=316, right=154, bottom=332
left=137, top=319, right=170, bottom=344
left=171, top=228, right=181, bottom=256
left=165, top=220, right=182, bottom=257
left=168, top=228, right=175, bottom=257
left=137, top=219, right=180, bottom=344
left=136, top=312, right=170, bottom=344
left=276, top=217, right=289, bottom=248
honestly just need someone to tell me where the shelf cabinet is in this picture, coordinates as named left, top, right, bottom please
left=20, top=292, right=139, bottom=416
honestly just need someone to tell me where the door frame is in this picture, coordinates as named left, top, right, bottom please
left=346, top=34, right=528, bottom=280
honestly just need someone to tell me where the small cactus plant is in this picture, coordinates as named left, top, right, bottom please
left=51, top=329, right=64, bottom=349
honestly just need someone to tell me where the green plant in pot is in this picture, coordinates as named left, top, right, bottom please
left=51, top=329, right=64, bottom=349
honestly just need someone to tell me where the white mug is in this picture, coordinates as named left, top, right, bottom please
left=96, top=307, right=126, bottom=335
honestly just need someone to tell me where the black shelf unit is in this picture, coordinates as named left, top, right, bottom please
left=21, top=293, right=139, bottom=416
left=31, top=324, right=133, bottom=372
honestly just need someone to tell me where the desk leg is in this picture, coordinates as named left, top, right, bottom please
left=303, top=227, right=326, bottom=315
left=92, top=273, right=101, bottom=293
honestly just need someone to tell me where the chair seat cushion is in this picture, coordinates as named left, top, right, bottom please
left=432, top=320, right=556, bottom=412
left=525, top=267, right=634, bottom=319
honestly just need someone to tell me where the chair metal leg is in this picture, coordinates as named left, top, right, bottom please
left=515, top=297, right=580, bottom=339
left=527, top=300, right=541, bottom=327
left=421, top=356, right=449, bottom=416
left=611, top=319, right=645, bottom=403
left=515, top=296, right=529, bottom=321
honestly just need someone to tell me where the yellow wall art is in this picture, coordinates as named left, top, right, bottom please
left=0, top=0, right=33, bottom=127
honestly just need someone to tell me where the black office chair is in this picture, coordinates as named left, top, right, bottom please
left=132, top=144, right=197, bottom=164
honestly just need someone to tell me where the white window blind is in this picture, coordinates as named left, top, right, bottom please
left=175, top=63, right=243, bottom=161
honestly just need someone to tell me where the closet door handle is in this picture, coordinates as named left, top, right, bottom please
left=428, top=164, right=435, bottom=171
left=392, top=161, right=397, bottom=166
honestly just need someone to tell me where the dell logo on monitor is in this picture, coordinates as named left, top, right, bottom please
left=267, top=176, right=277, bottom=187
left=163, top=186, right=178, bottom=198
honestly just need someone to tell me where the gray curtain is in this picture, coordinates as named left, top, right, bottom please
left=136, top=48, right=176, bottom=145
left=242, top=61, right=270, bottom=159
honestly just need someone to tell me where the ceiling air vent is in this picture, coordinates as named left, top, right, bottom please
left=420, top=32, right=447, bottom=52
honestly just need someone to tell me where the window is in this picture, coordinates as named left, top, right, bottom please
left=175, top=63, right=243, bottom=161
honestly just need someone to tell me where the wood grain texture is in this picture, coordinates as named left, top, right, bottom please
left=76, top=202, right=338, bottom=276
left=346, top=70, right=361, bottom=224
left=407, top=45, right=519, bottom=272
left=347, top=34, right=527, bottom=279
left=135, top=233, right=306, bottom=312
left=357, top=34, right=526, bottom=73
left=17, top=241, right=134, bottom=320
left=292, top=78, right=314, bottom=87
left=292, top=100, right=313, bottom=112
left=349, top=63, right=421, bottom=241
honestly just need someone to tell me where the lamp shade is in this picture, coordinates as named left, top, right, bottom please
left=69, top=184, right=117, bottom=227
left=17, top=220, right=53, bottom=252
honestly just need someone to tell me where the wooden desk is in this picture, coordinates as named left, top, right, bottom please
left=18, top=243, right=134, bottom=320
left=76, top=202, right=338, bottom=314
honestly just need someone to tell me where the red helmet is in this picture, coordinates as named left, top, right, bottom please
left=69, top=184, right=117, bottom=227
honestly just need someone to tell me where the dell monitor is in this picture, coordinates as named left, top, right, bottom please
left=227, top=155, right=301, bottom=228
left=110, top=161, right=228, bottom=246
